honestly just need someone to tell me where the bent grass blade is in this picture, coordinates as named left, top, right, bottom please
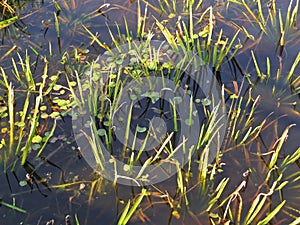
left=269, top=124, right=296, bottom=169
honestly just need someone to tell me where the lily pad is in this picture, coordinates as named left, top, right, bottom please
left=201, top=98, right=211, bottom=106
left=40, top=105, right=47, bottom=111
left=137, top=125, right=147, bottom=133
left=0, top=106, right=7, bottom=113
left=32, top=144, right=41, bottom=151
left=32, top=135, right=43, bottom=143
left=173, top=96, right=182, bottom=104
left=97, top=129, right=106, bottom=136
left=41, top=113, right=49, bottom=119
left=16, top=122, right=26, bottom=127
left=185, top=119, right=194, bottom=126
left=53, top=84, right=63, bottom=91
left=19, top=180, right=27, bottom=187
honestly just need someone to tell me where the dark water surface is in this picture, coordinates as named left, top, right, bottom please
left=0, top=0, right=299, bottom=224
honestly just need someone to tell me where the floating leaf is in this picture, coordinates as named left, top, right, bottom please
left=69, top=81, right=77, bottom=87
left=201, top=98, right=211, bottom=106
left=123, top=164, right=130, bottom=172
left=53, top=84, right=63, bottom=91
left=147, top=61, right=157, bottom=70
left=115, top=57, right=124, bottom=65
left=137, top=125, right=147, bottom=133
left=130, top=94, right=138, bottom=101
left=40, top=105, right=47, bottom=111
left=16, top=122, right=25, bottom=127
left=130, top=57, right=137, bottom=64
left=142, top=91, right=160, bottom=104
left=109, top=81, right=115, bottom=87
left=49, top=136, right=58, bottom=143
left=57, top=99, right=67, bottom=107
left=133, top=87, right=142, bottom=94
left=0, top=106, right=7, bottom=113
left=32, top=144, right=41, bottom=151
left=19, top=180, right=27, bottom=187
left=162, top=62, right=174, bottom=69
left=81, top=49, right=89, bottom=54
left=32, top=135, right=43, bottom=143
left=173, top=96, right=182, bottom=104
left=168, top=13, right=176, bottom=18
left=97, top=129, right=106, bottom=136
left=103, top=121, right=110, bottom=126
left=185, top=119, right=194, bottom=126
left=49, top=111, right=60, bottom=118
left=49, top=75, right=59, bottom=81
left=1, top=127, right=8, bottom=133
left=106, top=57, right=114, bottom=63
left=41, top=113, right=49, bottom=119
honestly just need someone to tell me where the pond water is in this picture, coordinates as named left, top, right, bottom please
left=0, top=0, right=299, bottom=224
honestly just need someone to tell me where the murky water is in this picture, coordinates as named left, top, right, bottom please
left=0, top=0, right=299, bottom=224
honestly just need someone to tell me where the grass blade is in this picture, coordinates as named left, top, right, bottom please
left=117, top=188, right=147, bottom=225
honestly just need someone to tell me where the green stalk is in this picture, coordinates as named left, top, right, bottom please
left=0, top=199, right=27, bottom=214
left=122, top=102, right=133, bottom=154
left=25, top=50, right=35, bottom=90
left=15, top=91, right=30, bottom=156
left=8, top=83, right=14, bottom=155
left=117, top=189, right=147, bottom=225
left=21, top=95, right=41, bottom=165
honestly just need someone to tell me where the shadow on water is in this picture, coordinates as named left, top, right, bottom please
left=0, top=0, right=299, bottom=224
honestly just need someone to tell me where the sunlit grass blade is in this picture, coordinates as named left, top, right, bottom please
left=154, top=18, right=178, bottom=52
left=82, top=25, right=112, bottom=53
left=290, top=217, right=300, bottom=225
left=287, top=51, right=300, bottom=80
left=15, top=91, right=30, bottom=157
left=53, top=12, right=61, bottom=53
left=243, top=177, right=279, bottom=225
left=7, top=83, right=14, bottom=155
left=269, top=124, right=296, bottom=169
left=257, top=200, right=286, bottom=225
left=251, top=50, right=263, bottom=79
left=0, top=45, right=17, bottom=62
left=280, top=147, right=300, bottom=170
left=21, top=95, right=41, bottom=165
left=137, top=0, right=148, bottom=39
left=0, top=16, right=18, bottom=29
left=206, top=177, right=229, bottom=211
left=117, top=188, right=147, bottom=225
left=198, top=6, right=213, bottom=48
left=81, top=119, right=105, bottom=171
